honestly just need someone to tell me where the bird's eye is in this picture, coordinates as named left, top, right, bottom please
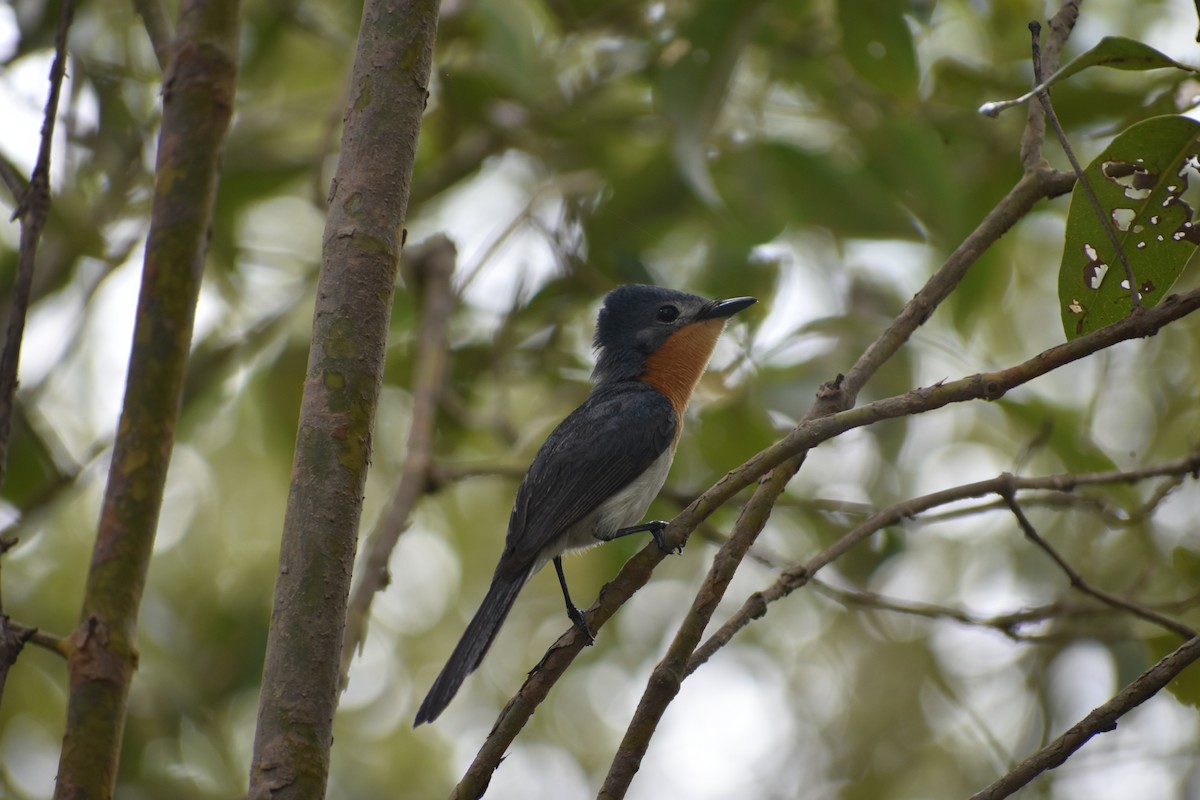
left=656, top=305, right=679, bottom=323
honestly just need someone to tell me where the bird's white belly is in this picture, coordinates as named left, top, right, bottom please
left=542, top=447, right=675, bottom=567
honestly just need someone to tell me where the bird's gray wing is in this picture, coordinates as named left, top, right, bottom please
left=497, top=384, right=675, bottom=579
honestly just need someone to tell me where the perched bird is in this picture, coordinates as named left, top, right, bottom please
left=413, top=284, right=756, bottom=725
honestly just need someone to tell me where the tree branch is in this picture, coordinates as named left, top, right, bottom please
left=340, top=235, right=456, bottom=685
left=1020, top=1, right=1079, bottom=170
left=1001, top=488, right=1196, bottom=639
left=968, top=635, right=1200, bottom=800
left=688, top=448, right=1200, bottom=674
left=131, top=0, right=173, bottom=70
left=1029, top=19, right=1140, bottom=309
left=811, top=580, right=1117, bottom=642
left=0, top=0, right=75, bottom=492
left=599, top=454, right=796, bottom=799
left=54, top=1, right=240, bottom=796
left=247, top=0, right=440, bottom=796
left=840, top=158, right=1073, bottom=404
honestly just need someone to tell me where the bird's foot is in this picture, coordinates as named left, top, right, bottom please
left=567, top=604, right=596, bottom=645
left=595, top=519, right=680, bottom=554
left=643, top=520, right=680, bottom=555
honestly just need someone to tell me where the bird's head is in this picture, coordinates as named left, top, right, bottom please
left=592, top=284, right=756, bottom=386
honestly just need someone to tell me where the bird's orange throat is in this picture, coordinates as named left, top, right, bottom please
left=639, top=318, right=726, bottom=419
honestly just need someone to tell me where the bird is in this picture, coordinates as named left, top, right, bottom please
left=413, top=283, right=756, bottom=725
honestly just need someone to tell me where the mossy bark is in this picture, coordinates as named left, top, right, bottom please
left=247, top=0, right=440, bottom=797
left=54, top=1, right=240, bottom=797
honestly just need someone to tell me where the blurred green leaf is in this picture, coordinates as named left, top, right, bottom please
left=1148, top=633, right=1200, bottom=708
left=655, top=0, right=767, bottom=204
left=1059, top=115, right=1200, bottom=339
left=997, top=399, right=1122, bottom=476
left=1171, top=545, right=1200, bottom=584
left=837, top=0, right=918, bottom=100
left=0, top=412, right=62, bottom=507
left=692, top=396, right=775, bottom=474
left=469, top=0, right=556, bottom=102
left=714, top=142, right=919, bottom=240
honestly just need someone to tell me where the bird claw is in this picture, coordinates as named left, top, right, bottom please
left=646, top=520, right=681, bottom=555
left=567, top=605, right=596, bottom=645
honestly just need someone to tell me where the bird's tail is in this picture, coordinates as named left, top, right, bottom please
left=413, top=572, right=527, bottom=726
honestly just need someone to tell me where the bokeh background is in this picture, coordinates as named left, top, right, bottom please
left=3, top=0, right=1200, bottom=797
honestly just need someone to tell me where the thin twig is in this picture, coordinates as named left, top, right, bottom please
left=598, top=451, right=798, bottom=799
left=1017, top=1, right=1084, bottom=169
left=811, top=580, right=1122, bottom=642
left=456, top=197, right=539, bottom=295
left=838, top=168, right=1073, bottom=403
left=1020, top=2, right=1079, bottom=170
left=686, top=452, right=1200, bottom=674
left=0, top=0, right=76, bottom=492
left=969, top=635, right=1200, bottom=800
left=29, top=627, right=71, bottom=658
left=1000, top=487, right=1196, bottom=639
left=916, top=481, right=1181, bottom=528
left=340, top=235, right=456, bottom=685
left=1130, top=474, right=1188, bottom=520
left=814, top=579, right=1200, bottom=642
left=0, top=616, right=36, bottom=699
left=1028, top=20, right=1140, bottom=309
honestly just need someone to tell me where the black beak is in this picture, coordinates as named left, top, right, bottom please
left=697, top=296, right=757, bottom=321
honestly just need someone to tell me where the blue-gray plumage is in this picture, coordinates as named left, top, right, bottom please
left=414, top=284, right=755, bottom=726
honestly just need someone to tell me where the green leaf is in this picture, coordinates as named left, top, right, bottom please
left=1059, top=115, right=1200, bottom=340
left=1051, top=35, right=1199, bottom=82
left=838, top=0, right=918, bottom=99
left=980, top=36, right=1200, bottom=117
left=1172, top=546, right=1200, bottom=584
left=469, top=0, right=556, bottom=102
left=655, top=0, right=767, bottom=205
left=1147, top=633, right=1200, bottom=708
left=712, top=142, right=919, bottom=241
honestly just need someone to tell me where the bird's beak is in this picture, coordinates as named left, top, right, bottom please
left=697, top=296, right=757, bottom=321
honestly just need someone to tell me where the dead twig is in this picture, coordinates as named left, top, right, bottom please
left=340, top=235, right=456, bottom=685
left=1000, top=486, right=1195, bottom=640
left=0, top=0, right=76, bottom=492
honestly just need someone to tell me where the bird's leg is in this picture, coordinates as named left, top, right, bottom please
left=594, top=520, right=679, bottom=554
left=553, top=556, right=595, bottom=645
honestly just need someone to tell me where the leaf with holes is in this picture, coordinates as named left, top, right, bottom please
left=1058, top=115, right=1200, bottom=340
